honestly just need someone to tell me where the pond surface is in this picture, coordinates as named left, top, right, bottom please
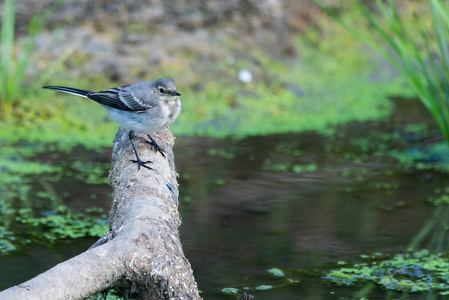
left=1, top=97, right=449, bottom=299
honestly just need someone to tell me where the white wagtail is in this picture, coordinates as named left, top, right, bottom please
left=43, top=78, right=181, bottom=170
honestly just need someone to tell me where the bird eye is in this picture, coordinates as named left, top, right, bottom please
left=159, top=87, right=165, bottom=93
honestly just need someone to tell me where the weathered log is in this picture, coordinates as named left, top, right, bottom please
left=0, top=127, right=200, bottom=300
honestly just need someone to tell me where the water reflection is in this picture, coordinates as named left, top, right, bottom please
left=174, top=133, right=445, bottom=299
left=409, top=204, right=449, bottom=252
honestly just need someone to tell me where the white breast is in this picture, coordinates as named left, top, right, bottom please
left=160, top=101, right=172, bottom=123
left=104, top=98, right=181, bottom=135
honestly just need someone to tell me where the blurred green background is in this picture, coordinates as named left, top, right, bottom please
left=1, top=0, right=416, bottom=146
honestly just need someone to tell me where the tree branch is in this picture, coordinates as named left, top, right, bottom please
left=0, top=127, right=200, bottom=300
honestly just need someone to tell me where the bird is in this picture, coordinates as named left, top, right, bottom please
left=43, top=78, right=181, bottom=170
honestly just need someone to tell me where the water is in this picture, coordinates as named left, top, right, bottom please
left=175, top=136, right=442, bottom=299
left=1, top=98, right=448, bottom=299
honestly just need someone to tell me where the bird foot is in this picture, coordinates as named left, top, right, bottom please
left=130, top=158, right=154, bottom=171
left=145, top=135, right=166, bottom=157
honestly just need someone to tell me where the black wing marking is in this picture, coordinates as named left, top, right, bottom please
left=87, top=93, right=134, bottom=111
left=87, top=85, right=135, bottom=111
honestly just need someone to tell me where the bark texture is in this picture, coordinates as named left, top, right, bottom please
left=0, top=127, right=200, bottom=300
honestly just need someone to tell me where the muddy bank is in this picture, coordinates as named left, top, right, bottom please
left=9, top=0, right=330, bottom=83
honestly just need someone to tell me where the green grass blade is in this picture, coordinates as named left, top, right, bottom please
left=11, top=15, right=47, bottom=102
left=315, top=0, right=449, bottom=145
left=368, top=1, right=433, bottom=106
left=432, top=0, right=449, bottom=28
left=0, top=0, right=62, bottom=116
left=0, top=0, right=15, bottom=104
left=313, top=0, right=401, bottom=71
left=430, top=0, right=449, bottom=140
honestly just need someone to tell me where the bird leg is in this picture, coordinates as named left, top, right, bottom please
left=145, top=135, right=166, bottom=157
left=129, top=131, right=153, bottom=171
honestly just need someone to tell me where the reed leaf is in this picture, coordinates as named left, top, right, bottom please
left=314, top=0, right=449, bottom=144
left=0, top=0, right=67, bottom=117
left=0, top=0, right=14, bottom=110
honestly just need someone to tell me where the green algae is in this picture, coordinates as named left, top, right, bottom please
left=262, top=160, right=317, bottom=174
left=222, top=287, right=239, bottom=294
left=324, top=250, right=449, bottom=293
left=70, top=161, right=109, bottom=185
left=0, top=142, right=109, bottom=254
left=207, top=148, right=236, bottom=160
left=268, top=268, right=286, bottom=277
left=429, top=194, right=449, bottom=206
left=0, top=145, right=61, bottom=181
left=428, top=187, right=449, bottom=206
left=255, top=285, right=273, bottom=290
left=0, top=205, right=107, bottom=255
left=389, top=141, right=449, bottom=172
left=1, top=145, right=59, bottom=203
left=0, top=104, right=117, bottom=151
left=16, top=205, right=108, bottom=241
left=172, top=36, right=403, bottom=138
left=221, top=268, right=300, bottom=296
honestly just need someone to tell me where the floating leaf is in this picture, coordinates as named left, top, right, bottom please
left=268, top=268, right=285, bottom=277
left=255, top=285, right=273, bottom=290
left=222, top=287, right=239, bottom=294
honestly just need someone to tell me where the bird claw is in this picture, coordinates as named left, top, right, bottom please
left=130, top=159, right=154, bottom=171
left=145, top=136, right=166, bottom=157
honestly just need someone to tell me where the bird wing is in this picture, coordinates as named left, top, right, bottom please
left=88, top=85, right=154, bottom=111
left=86, top=86, right=133, bottom=111
left=118, top=88, right=156, bottom=111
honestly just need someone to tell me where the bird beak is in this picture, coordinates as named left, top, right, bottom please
left=173, top=91, right=181, bottom=96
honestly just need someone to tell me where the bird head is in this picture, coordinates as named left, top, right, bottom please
left=153, top=78, right=181, bottom=102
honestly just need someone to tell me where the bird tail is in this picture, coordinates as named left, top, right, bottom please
left=42, top=86, right=92, bottom=98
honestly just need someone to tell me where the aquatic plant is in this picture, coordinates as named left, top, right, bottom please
left=1, top=0, right=43, bottom=116
left=17, top=205, right=108, bottom=241
left=221, top=268, right=299, bottom=296
left=0, top=142, right=109, bottom=254
left=325, top=250, right=449, bottom=294
left=0, top=0, right=71, bottom=117
left=315, top=0, right=449, bottom=146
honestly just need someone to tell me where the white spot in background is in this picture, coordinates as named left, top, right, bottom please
left=238, top=69, right=252, bottom=83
